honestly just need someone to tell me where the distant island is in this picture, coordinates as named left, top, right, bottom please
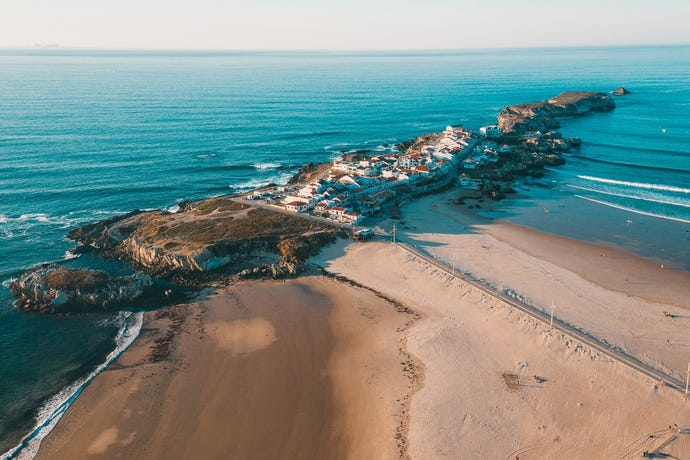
left=11, top=91, right=616, bottom=313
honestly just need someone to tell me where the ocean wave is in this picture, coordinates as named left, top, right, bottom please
left=584, top=141, right=690, bottom=159
left=574, top=195, right=690, bottom=224
left=578, top=175, right=690, bottom=195
left=567, top=185, right=690, bottom=209
left=18, top=214, right=50, bottom=223
left=253, top=162, right=281, bottom=170
left=274, top=131, right=345, bottom=141
left=1, top=278, right=17, bottom=289
left=62, top=250, right=80, bottom=261
left=234, top=172, right=293, bottom=191
left=2, top=214, right=82, bottom=231
left=570, top=154, right=690, bottom=175
left=1, top=311, right=144, bottom=460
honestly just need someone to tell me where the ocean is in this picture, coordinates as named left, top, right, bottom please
left=1, top=46, right=689, bottom=457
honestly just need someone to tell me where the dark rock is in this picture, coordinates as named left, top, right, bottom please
left=287, top=162, right=329, bottom=185
left=65, top=198, right=341, bottom=281
left=498, top=91, right=615, bottom=135
left=10, top=266, right=154, bottom=313
left=612, top=87, right=630, bottom=95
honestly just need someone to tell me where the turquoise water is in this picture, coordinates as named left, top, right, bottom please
left=1, top=46, right=689, bottom=456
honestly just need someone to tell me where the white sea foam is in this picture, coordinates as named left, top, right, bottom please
left=578, top=175, right=690, bottom=195
left=235, top=172, right=292, bottom=191
left=62, top=250, right=80, bottom=261
left=575, top=195, right=690, bottom=224
left=0, top=214, right=8, bottom=224
left=1, top=311, right=144, bottom=460
left=253, top=162, right=281, bottom=170
left=18, top=214, right=50, bottom=223
left=568, top=184, right=690, bottom=208
left=166, top=203, right=181, bottom=214
left=1, top=278, right=16, bottom=289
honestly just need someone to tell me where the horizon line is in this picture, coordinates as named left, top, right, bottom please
left=1, top=42, right=689, bottom=54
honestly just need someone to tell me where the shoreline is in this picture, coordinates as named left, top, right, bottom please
left=7, top=87, right=690, bottom=457
left=1, top=312, right=143, bottom=460
left=35, top=276, right=418, bottom=459
left=30, top=200, right=690, bottom=458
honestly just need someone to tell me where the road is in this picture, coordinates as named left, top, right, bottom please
left=390, top=237, right=689, bottom=396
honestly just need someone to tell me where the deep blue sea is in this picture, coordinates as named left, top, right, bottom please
left=1, top=46, right=689, bottom=457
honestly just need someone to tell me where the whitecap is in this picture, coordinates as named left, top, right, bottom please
left=62, top=251, right=80, bottom=261
left=1, top=278, right=16, bottom=289
left=254, top=162, right=281, bottom=170
left=18, top=214, right=50, bottom=223
left=575, top=195, right=690, bottom=224
left=578, top=175, right=690, bottom=195
left=568, top=184, right=690, bottom=208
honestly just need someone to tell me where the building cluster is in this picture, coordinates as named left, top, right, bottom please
left=248, top=126, right=475, bottom=225
left=461, top=139, right=512, bottom=171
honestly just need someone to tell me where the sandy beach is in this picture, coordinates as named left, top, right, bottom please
left=36, top=277, right=416, bottom=459
left=37, top=190, right=690, bottom=459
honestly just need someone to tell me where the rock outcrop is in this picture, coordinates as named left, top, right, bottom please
left=612, top=87, right=630, bottom=95
left=10, top=267, right=154, bottom=313
left=498, top=91, right=615, bottom=135
left=68, top=196, right=341, bottom=280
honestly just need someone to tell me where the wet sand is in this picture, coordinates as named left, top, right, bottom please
left=36, top=277, right=414, bottom=459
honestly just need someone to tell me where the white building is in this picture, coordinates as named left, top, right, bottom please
left=285, top=201, right=309, bottom=212
left=479, top=125, right=502, bottom=138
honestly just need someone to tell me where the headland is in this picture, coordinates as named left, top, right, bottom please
left=9, top=89, right=690, bottom=459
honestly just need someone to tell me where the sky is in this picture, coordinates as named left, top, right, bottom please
left=1, top=0, right=689, bottom=50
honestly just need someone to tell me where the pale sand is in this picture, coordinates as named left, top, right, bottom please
left=399, top=193, right=690, bottom=381
left=37, top=188, right=690, bottom=459
left=36, top=277, right=414, bottom=459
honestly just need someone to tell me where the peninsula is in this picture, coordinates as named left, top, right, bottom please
left=11, top=91, right=616, bottom=311
left=13, top=90, right=690, bottom=460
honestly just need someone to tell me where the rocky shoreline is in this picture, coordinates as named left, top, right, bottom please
left=10, top=90, right=617, bottom=313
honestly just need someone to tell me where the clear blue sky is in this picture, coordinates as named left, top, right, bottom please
left=1, top=0, right=688, bottom=50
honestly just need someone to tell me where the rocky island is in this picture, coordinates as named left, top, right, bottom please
left=11, top=90, right=616, bottom=313
left=497, top=91, right=616, bottom=135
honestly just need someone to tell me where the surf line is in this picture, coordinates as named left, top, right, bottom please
left=574, top=195, right=690, bottom=224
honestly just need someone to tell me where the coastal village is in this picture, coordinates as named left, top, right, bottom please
left=244, top=121, right=571, bottom=227
left=245, top=125, right=476, bottom=226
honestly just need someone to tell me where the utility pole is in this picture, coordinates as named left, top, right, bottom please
left=685, top=362, right=689, bottom=398
left=550, top=301, right=555, bottom=331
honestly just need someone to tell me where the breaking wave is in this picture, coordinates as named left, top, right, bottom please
left=578, top=175, right=690, bottom=195
left=574, top=195, right=690, bottom=224
left=1, top=311, right=144, bottom=460
left=567, top=185, right=690, bottom=208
